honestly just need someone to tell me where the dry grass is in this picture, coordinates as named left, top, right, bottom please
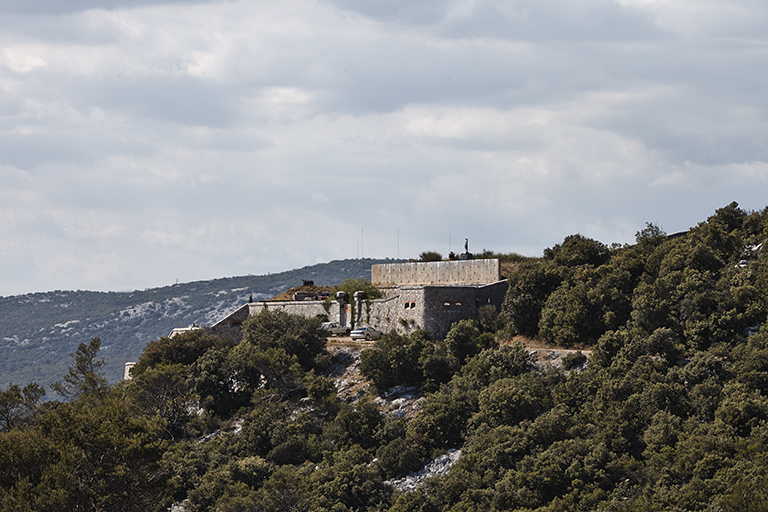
left=499, top=261, right=520, bottom=280
left=268, top=284, right=335, bottom=301
left=326, top=337, right=375, bottom=349
left=499, top=334, right=592, bottom=355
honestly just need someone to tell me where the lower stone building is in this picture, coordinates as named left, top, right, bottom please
left=360, top=280, right=508, bottom=339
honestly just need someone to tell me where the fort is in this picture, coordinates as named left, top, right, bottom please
left=208, top=259, right=508, bottom=341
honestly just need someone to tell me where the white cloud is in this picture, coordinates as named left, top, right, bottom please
left=47, top=210, right=127, bottom=239
left=651, top=160, right=768, bottom=189
left=3, top=46, right=47, bottom=73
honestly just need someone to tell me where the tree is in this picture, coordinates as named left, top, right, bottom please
left=538, top=279, right=598, bottom=347
left=543, top=234, right=609, bottom=268
left=130, top=330, right=233, bottom=378
left=0, top=382, right=45, bottom=432
left=128, top=364, right=197, bottom=440
left=231, top=346, right=306, bottom=400
left=360, top=345, right=396, bottom=393
left=501, top=260, right=564, bottom=337
left=461, top=342, right=533, bottom=387
left=51, top=337, right=109, bottom=401
left=0, top=392, right=173, bottom=511
left=407, top=377, right=479, bottom=452
left=473, top=374, right=551, bottom=428
left=192, top=346, right=250, bottom=417
left=635, top=222, right=666, bottom=246
left=376, top=436, right=427, bottom=478
left=359, top=330, right=443, bottom=393
left=444, top=319, right=497, bottom=364
left=240, top=308, right=326, bottom=371
left=311, top=446, right=393, bottom=510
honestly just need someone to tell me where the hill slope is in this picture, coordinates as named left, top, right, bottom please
left=0, top=258, right=397, bottom=388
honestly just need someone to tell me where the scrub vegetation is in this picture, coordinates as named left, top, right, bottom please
left=3, top=202, right=768, bottom=511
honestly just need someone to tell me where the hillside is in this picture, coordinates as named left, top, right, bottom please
left=0, top=258, right=398, bottom=388
left=4, top=203, right=768, bottom=511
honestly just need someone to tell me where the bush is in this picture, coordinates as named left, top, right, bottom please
left=132, top=330, right=232, bottom=378
left=241, top=308, right=326, bottom=371
left=418, top=251, right=443, bottom=262
left=445, top=320, right=497, bottom=365
left=461, top=342, right=533, bottom=387
left=562, top=351, right=588, bottom=370
left=376, top=436, right=426, bottom=478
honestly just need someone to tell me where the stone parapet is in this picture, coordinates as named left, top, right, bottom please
left=372, top=259, right=500, bottom=286
left=246, top=300, right=329, bottom=318
left=208, top=300, right=348, bottom=342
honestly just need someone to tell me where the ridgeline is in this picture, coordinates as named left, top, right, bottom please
left=0, top=258, right=397, bottom=387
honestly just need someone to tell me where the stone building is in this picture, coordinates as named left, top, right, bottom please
left=365, top=259, right=508, bottom=338
left=207, top=259, right=508, bottom=341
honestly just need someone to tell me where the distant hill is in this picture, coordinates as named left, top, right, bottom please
left=0, top=258, right=399, bottom=390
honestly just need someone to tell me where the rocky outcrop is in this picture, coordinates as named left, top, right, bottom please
left=385, top=449, right=462, bottom=493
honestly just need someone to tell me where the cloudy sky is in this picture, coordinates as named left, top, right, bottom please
left=1, top=0, right=767, bottom=296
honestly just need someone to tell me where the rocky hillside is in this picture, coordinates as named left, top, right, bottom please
left=0, top=258, right=398, bottom=389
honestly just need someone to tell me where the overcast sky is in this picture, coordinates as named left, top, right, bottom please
left=1, top=0, right=767, bottom=296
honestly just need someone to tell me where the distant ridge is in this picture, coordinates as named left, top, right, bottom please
left=0, top=258, right=400, bottom=389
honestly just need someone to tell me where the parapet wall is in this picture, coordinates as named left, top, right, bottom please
left=372, top=259, right=500, bottom=286
left=208, top=300, right=348, bottom=342
left=246, top=300, right=329, bottom=319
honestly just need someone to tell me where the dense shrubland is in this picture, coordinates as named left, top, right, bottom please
left=2, top=202, right=768, bottom=511
left=505, top=202, right=768, bottom=351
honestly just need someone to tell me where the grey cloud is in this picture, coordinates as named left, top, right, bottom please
left=440, top=1, right=661, bottom=42
left=83, top=77, right=246, bottom=128
left=324, top=0, right=661, bottom=41
left=322, top=0, right=454, bottom=26
left=0, top=0, right=212, bottom=16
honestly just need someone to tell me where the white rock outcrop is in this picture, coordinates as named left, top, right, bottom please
left=385, top=449, right=461, bottom=493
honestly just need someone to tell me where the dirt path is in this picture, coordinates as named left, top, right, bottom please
left=501, top=336, right=592, bottom=368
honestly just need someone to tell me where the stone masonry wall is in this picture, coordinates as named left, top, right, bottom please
left=372, top=259, right=500, bottom=287
left=246, top=300, right=330, bottom=319
left=421, top=286, right=480, bottom=338
left=208, top=300, right=347, bottom=342
left=361, top=287, right=426, bottom=335
left=475, top=280, right=509, bottom=311
left=361, top=280, right=508, bottom=339
left=207, top=304, right=250, bottom=341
